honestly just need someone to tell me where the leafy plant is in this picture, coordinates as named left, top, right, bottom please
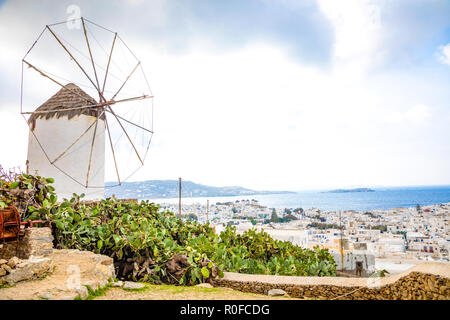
left=370, top=269, right=389, bottom=278
left=1, top=168, right=337, bottom=285
left=0, top=166, right=56, bottom=220
left=44, top=196, right=336, bottom=284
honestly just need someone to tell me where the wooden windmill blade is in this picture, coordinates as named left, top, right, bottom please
left=20, top=17, right=154, bottom=199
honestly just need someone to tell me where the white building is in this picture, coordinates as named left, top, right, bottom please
left=367, top=234, right=406, bottom=257
left=331, top=250, right=376, bottom=275
left=27, top=83, right=105, bottom=200
left=260, top=227, right=309, bottom=248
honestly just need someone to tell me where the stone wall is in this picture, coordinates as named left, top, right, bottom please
left=213, top=262, right=450, bottom=300
left=0, top=227, right=53, bottom=260
left=0, top=249, right=116, bottom=299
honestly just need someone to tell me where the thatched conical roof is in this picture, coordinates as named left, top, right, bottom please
left=28, top=83, right=104, bottom=128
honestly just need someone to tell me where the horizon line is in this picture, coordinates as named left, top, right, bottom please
left=104, top=179, right=450, bottom=192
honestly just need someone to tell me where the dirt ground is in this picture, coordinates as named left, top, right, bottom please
left=96, top=284, right=297, bottom=300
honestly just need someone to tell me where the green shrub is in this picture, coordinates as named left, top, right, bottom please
left=2, top=169, right=336, bottom=285
left=39, top=195, right=335, bottom=282
left=0, top=166, right=55, bottom=220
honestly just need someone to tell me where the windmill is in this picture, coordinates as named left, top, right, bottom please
left=20, top=17, right=154, bottom=200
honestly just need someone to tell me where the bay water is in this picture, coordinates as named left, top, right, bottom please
left=147, top=185, right=450, bottom=211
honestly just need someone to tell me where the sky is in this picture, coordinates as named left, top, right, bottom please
left=0, top=0, right=449, bottom=191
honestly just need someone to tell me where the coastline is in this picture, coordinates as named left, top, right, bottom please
left=141, top=188, right=450, bottom=212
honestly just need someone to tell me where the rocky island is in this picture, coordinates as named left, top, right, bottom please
left=325, top=188, right=375, bottom=193
left=105, top=180, right=295, bottom=199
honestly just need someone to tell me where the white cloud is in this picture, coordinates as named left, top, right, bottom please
left=405, top=104, right=432, bottom=125
left=437, top=43, right=450, bottom=66
left=385, top=104, right=432, bottom=126
left=317, top=0, right=382, bottom=73
left=126, top=42, right=447, bottom=189
left=0, top=109, right=28, bottom=170
left=0, top=1, right=449, bottom=190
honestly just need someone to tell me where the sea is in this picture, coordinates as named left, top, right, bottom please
left=146, top=186, right=450, bottom=212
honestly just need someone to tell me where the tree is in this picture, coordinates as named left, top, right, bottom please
left=186, top=213, right=197, bottom=221
left=364, top=212, right=376, bottom=218
left=371, top=225, right=387, bottom=232
left=416, top=204, right=422, bottom=214
left=283, top=214, right=298, bottom=222
left=307, top=222, right=340, bottom=230
left=270, top=209, right=280, bottom=223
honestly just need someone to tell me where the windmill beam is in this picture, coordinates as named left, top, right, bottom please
left=110, top=61, right=140, bottom=101
left=114, top=94, right=152, bottom=104
left=104, top=108, right=153, bottom=134
left=105, top=116, right=121, bottom=185
left=46, top=25, right=107, bottom=102
left=21, top=95, right=152, bottom=115
left=81, top=17, right=102, bottom=101
left=50, top=109, right=106, bottom=164
left=85, top=112, right=100, bottom=187
left=102, top=32, right=117, bottom=97
left=22, top=60, right=93, bottom=104
left=107, top=105, right=144, bottom=165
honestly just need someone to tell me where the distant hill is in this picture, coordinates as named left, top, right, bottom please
left=105, top=180, right=295, bottom=199
left=324, top=188, right=375, bottom=193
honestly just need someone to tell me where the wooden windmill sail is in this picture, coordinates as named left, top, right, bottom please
left=21, top=17, right=154, bottom=200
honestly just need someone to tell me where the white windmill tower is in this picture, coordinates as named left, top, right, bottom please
left=26, top=83, right=106, bottom=200
left=21, top=17, right=154, bottom=201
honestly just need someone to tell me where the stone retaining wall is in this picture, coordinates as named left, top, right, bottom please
left=0, top=256, right=53, bottom=286
left=0, top=249, right=116, bottom=299
left=213, top=262, right=450, bottom=300
left=0, top=227, right=53, bottom=259
left=0, top=227, right=54, bottom=286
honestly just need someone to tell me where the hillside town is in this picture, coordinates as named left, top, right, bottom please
left=160, top=200, right=450, bottom=276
